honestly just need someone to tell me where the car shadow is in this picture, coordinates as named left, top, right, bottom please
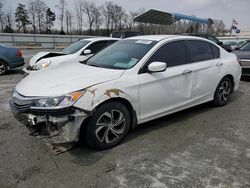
left=5, top=68, right=24, bottom=75
left=67, top=101, right=214, bottom=164
left=241, top=77, right=250, bottom=82
left=67, top=90, right=243, bottom=166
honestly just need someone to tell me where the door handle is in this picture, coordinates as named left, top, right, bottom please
left=182, top=70, right=192, bottom=75
left=216, top=62, right=223, bottom=67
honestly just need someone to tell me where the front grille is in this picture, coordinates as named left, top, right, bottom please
left=14, top=113, right=29, bottom=125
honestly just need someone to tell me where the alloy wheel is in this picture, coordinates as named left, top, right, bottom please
left=218, top=80, right=231, bottom=103
left=0, top=64, right=6, bottom=75
left=95, top=110, right=126, bottom=144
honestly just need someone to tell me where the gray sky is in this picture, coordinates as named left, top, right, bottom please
left=3, top=0, right=250, bottom=30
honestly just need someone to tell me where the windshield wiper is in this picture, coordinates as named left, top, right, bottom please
left=87, top=64, right=101, bottom=68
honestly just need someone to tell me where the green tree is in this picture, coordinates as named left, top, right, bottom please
left=45, top=8, right=55, bottom=33
left=15, top=3, right=30, bottom=33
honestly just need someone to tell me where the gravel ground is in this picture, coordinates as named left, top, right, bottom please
left=0, top=50, right=250, bottom=188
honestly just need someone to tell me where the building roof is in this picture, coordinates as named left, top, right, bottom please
left=134, top=9, right=209, bottom=25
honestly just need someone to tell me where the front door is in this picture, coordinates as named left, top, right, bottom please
left=138, top=40, right=194, bottom=123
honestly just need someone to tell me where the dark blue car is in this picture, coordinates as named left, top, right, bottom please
left=0, top=44, right=25, bottom=75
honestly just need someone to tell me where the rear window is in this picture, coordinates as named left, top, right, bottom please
left=188, top=40, right=214, bottom=62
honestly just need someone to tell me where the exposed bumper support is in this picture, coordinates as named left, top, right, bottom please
left=12, top=109, right=88, bottom=144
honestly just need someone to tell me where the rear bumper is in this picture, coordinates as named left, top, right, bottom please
left=10, top=100, right=88, bottom=144
left=241, top=59, right=250, bottom=77
left=8, top=60, right=25, bottom=69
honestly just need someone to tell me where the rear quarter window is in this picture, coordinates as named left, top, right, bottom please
left=188, top=40, right=214, bottom=62
left=211, top=44, right=220, bottom=59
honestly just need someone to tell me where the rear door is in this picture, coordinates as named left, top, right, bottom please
left=138, top=40, right=194, bottom=122
left=187, top=40, right=222, bottom=102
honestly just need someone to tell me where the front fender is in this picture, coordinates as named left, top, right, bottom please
left=73, top=81, right=139, bottom=117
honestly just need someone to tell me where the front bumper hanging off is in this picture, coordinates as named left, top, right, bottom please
left=10, top=100, right=88, bottom=144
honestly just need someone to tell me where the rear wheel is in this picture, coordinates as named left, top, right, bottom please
left=0, top=60, right=7, bottom=76
left=213, top=77, right=233, bottom=106
left=85, top=101, right=131, bottom=150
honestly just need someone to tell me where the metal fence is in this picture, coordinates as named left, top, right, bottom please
left=0, top=33, right=97, bottom=49
left=0, top=33, right=249, bottom=50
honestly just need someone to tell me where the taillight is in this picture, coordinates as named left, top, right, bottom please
left=17, top=49, right=22, bottom=57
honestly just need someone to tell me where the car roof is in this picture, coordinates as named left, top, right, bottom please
left=126, top=35, right=211, bottom=42
left=80, top=37, right=120, bottom=42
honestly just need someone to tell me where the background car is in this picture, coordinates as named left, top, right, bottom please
left=224, top=40, right=248, bottom=50
left=185, top=33, right=233, bottom=52
left=233, top=40, right=250, bottom=77
left=110, top=30, right=143, bottom=39
left=223, top=40, right=238, bottom=50
left=24, top=37, right=119, bottom=73
left=0, top=44, right=25, bottom=76
left=10, top=35, right=241, bottom=150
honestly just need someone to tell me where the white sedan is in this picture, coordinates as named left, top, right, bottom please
left=11, top=35, right=241, bottom=150
left=23, top=37, right=119, bottom=74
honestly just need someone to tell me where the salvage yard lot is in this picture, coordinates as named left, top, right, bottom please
left=0, top=51, right=250, bottom=187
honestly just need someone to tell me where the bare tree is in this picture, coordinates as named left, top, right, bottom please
left=93, top=6, right=102, bottom=31
left=123, top=11, right=139, bottom=30
left=28, top=0, right=37, bottom=33
left=35, top=0, right=47, bottom=33
left=102, top=1, right=113, bottom=33
left=56, top=0, right=66, bottom=33
left=0, top=0, right=5, bottom=31
left=110, top=4, right=124, bottom=31
left=214, top=20, right=226, bottom=35
left=4, top=8, right=14, bottom=33
left=102, top=2, right=126, bottom=32
left=81, top=0, right=96, bottom=33
left=74, top=0, right=83, bottom=34
left=65, top=9, right=72, bottom=34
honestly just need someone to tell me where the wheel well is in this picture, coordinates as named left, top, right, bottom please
left=95, top=98, right=138, bottom=129
left=223, top=74, right=235, bottom=91
left=79, top=97, right=138, bottom=142
left=0, top=58, right=7, bottom=65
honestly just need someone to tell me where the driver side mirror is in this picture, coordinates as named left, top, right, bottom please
left=83, top=49, right=92, bottom=55
left=148, top=62, right=167, bottom=73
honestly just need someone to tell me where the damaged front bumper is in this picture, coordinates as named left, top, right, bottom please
left=10, top=100, right=88, bottom=144
left=22, top=65, right=37, bottom=75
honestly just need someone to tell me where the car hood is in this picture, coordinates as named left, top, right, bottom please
left=233, top=50, right=250, bottom=59
left=16, top=62, right=125, bottom=97
left=29, top=51, right=67, bottom=66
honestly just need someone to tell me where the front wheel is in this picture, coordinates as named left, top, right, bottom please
left=213, top=77, right=233, bottom=106
left=85, top=101, right=131, bottom=150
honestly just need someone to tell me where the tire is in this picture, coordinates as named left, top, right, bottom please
left=0, top=60, right=7, bottom=76
left=85, top=101, right=131, bottom=150
left=213, top=77, right=233, bottom=106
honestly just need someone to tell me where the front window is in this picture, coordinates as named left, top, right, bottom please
left=62, top=40, right=90, bottom=54
left=85, top=40, right=157, bottom=70
left=240, top=43, right=250, bottom=51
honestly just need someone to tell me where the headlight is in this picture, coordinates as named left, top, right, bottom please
left=30, top=91, right=83, bottom=109
left=34, top=61, right=51, bottom=70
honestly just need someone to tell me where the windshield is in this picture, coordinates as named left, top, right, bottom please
left=240, top=42, right=250, bottom=51
left=85, top=39, right=157, bottom=70
left=62, top=40, right=90, bottom=54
